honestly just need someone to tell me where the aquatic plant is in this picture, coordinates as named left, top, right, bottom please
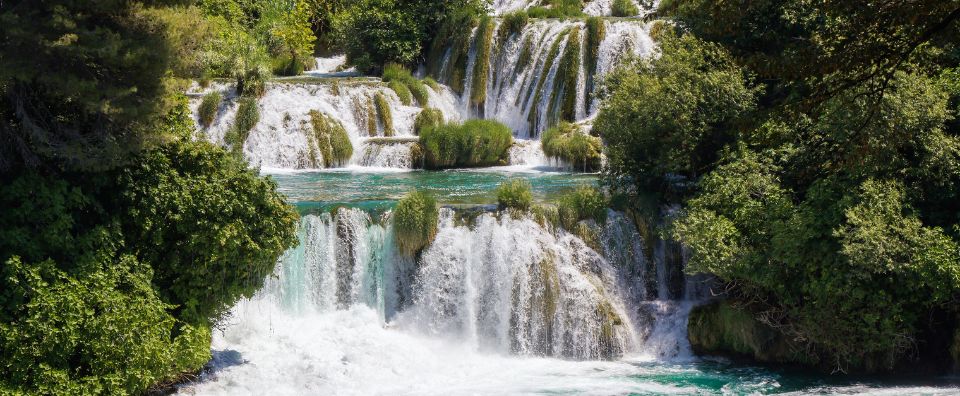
left=557, top=186, right=607, bottom=229
left=419, top=119, right=513, bottom=169
left=393, top=190, right=439, bottom=256
left=497, top=179, right=533, bottom=211
left=374, top=93, right=394, bottom=136
left=309, top=110, right=353, bottom=167
left=198, top=91, right=221, bottom=129
left=414, top=108, right=444, bottom=135
left=541, top=122, right=602, bottom=171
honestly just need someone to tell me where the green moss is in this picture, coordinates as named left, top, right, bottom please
left=596, top=298, right=624, bottom=356
left=557, top=186, right=607, bottom=229
left=366, top=97, right=377, bottom=136
left=541, top=122, right=602, bottom=171
left=420, top=119, right=514, bottom=169
left=538, top=253, right=560, bottom=334
left=224, top=97, right=259, bottom=155
left=611, top=0, right=639, bottom=17
left=410, top=142, right=425, bottom=168
left=527, top=0, right=585, bottom=18
left=198, top=91, right=221, bottom=129
left=414, top=108, right=444, bottom=135
left=388, top=80, right=413, bottom=105
left=471, top=17, right=496, bottom=107
left=516, top=36, right=535, bottom=72
left=308, top=110, right=353, bottom=168
left=497, top=179, right=533, bottom=211
left=584, top=17, right=605, bottom=111
left=392, top=190, right=439, bottom=256
left=237, top=65, right=268, bottom=98
left=531, top=204, right=560, bottom=228
left=688, top=301, right=812, bottom=365
left=423, top=77, right=441, bottom=91
left=554, top=26, right=581, bottom=123
left=374, top=93, right=394, bottom=137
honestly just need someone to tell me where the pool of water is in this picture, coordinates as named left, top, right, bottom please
left=266, top=168, right=599, bottom=205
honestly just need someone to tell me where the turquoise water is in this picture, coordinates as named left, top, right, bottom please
left=185, top=169, right=960, bottom=396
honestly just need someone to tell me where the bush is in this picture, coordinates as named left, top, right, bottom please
left=393, top=190, right=439, bottom=256
left=419, top=119, right=513, bottom=169
left=497, top=179, right=533, bottom=211
left=541, top=122, right=603, bottom=171
left=557, top=186, right=607, bottom=229
left=611, top=0, right=639, bottom=17
left=225, top=97, right=260, bottom=155
left=383, top=63, right=430, bottom=106
left=198, top=91, right=222, bottom=128
left=238, top=64, right=269, bottom=97
left=309, top=110, right=354, bottom=167
left=414, top=108, right=444, bottom=135
left=332, top=0, right=422, bottom=73
left=498, top=11, right=529, bottom=42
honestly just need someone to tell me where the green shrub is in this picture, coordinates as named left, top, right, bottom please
left=374, top=93, right=394, bottom=136
left=388, top=80, right=413, bottom=105
left=497, top=179, right=533, bottom=211
left=557, top=186, right=607, bottom=229
left=393, top=190, right=439, bottom=256
left=238, top=65, right=269, bottom=97
left=611, top=0, right=640, bottom=17
left=420, top=119, right=513, bottom=169
left=541, top=122, right=603, bottom=171
left=309, top=110, right=354, bottom=167
left=498, top=11, right=529, bottom=42
left=408, top=79, right=430, bottom=106
left=414, top=108, right=444, bottom=135
left=225, top=97, right=260, bottom=155
left=198, top=91, right=222, bottom=129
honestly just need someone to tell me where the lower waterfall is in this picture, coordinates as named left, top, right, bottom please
left=179, top=206, right=706, bottom=394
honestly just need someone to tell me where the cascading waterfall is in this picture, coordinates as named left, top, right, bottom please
left=429, top=19, right=654, bottom=138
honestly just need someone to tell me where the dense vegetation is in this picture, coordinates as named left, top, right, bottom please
left=393, top=190, right=439, bottom=256
left=497, top=179, right=534, bottom=211
left=419, top=120, right=513, bottom=169
left=596, top=0, right=960, bottom=372
left=541, top=122, right=603, bottom=171
left=0, top=0, right=299, bottom=393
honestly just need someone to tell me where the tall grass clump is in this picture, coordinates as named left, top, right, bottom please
left=420, top=119, right=514, bottom=169
left=383, top=63, right=430, bottom=106
left=585, top=17, right=605, bottom=107
left=541, top=122, right=602, bottom=171
left=393, top=190, right=439, bottom=256
left=471, top=17, right=496, bottom=108
left=611, top=0, right=640, bottom=17
left=225, top=97, right=259, bottom=155
left=414, top=108, right=444, bottom=135
left=557, top=186, right=607, bottom=229
left=198, top=91, right=222, bottom=128
left=498, top=11, right=529, bottom=43
left=497, top=179, right=533, bottom=211
left=554, top=26, right=581, bottom=123
left=527, top=0, right=585, bottom=18
left=309, top=110, right=353, bottom=167
left=374, top=93, right=394, bottom=136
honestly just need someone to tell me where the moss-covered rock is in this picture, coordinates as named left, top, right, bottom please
left=471, top=17, right=496, bottom=108
left=224, top=97, right=259, bottom=156
left=392, top=190, right=439, bottom=256
left=374, top=93, right=394, bottom=137
left=557, top=186, right=607, bottom=230
left=688, top=301, right=810, bottom=365
left=388, top=80, right=413, bottom=105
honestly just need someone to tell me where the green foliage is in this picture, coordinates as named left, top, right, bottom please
left=541, top=122, right=603, bottom=171
left=308, top=110, right=354, bottom=167
left=0, top=1, right=174, bottom=171
left=426, top=8, right=482, bottom=92
left=419, top=119, right=514, bottom=169
left=225, top=97, right=260, bottom=155
left=392, top=190, right=439, bottom=256
left=584, top=17, right=605, bottom=105
left=332, top=0, right=424, bottom=73
left=527, top=0, right=585, bottom=18
left=116, top=140, right=299, bottom=324
left=414, top=108, right=444, bottom=135
left=498, top=11, right=529, bottom=43
left=199, top=91, right=223, bottom=129
left=423, top=77, right=441, bottom=91
left=0, top=252, right=210, bottom=394
left=595, top=31, right=756, bottom=190
left=374, top=93, right=394, bottom=136
left=263, top=0, right=317, bottom=76
left=557, top=186, right=607, bottom=229
left=238, top=64, right=269, bottom=97
left=555, top=27, right=581, bottom=123
left=610, top=0, right=639, bottom=17
left=497, top=179, right=534, bottom=211
left=688, top=301, right=811, bottom=365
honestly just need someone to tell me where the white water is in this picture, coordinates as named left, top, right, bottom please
left=178, top=207, right=705, bottom=395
